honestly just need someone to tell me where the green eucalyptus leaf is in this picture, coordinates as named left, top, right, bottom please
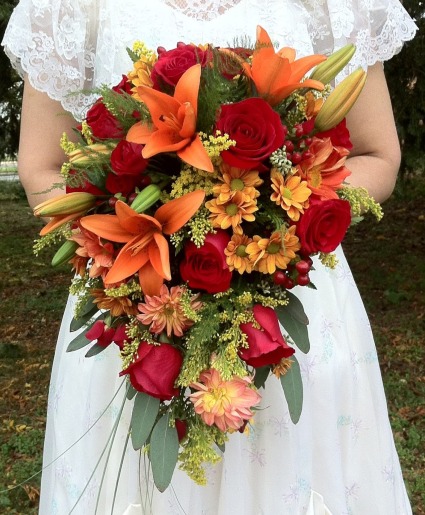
left=150, top=413, right=179, bottom=492
left=130, top=393, right=160, bottom=451
left=280, top=356, right=303, bottom=424
left=127, top=385, right=138, bottom=400
left=275, top=304, right=310, bottom=354
left=70, top=305, right=100, bottom=332
left=85, top=343, right=107, bottom=358
left=253, top=366, right=270, bottom=389
left=283, top=291, right=309, bottom=324
left=66, top=330, right=92, bottom=353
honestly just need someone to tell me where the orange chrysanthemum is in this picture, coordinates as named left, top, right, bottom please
left=190, top=369, right=261, bottom=432
left=270, top=169, right=312, bottom=221
left=206, top=190, right=258, bottom=235
left=137, top=284, right=202, bottom=337
left=296, top=137, right=351, bottom=200
left=213, top=163, right=263, bottom=203
left=91, top=289, right=138, bottom=317
left=246, top=226, right=301, bottom=274
left=224, top=234, right=254, bottom=274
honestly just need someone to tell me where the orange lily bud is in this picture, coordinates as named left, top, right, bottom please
left=314, top=68, right=367, bottom=132
left=34, top=192, right=97, bottom=217
left=68, top=143, right=112, bottom=165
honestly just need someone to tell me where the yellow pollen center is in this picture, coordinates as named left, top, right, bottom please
left=282, top=187, right=292, bottom=199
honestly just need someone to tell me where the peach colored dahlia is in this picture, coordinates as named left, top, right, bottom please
left=190, top=369, right=261, bottom=432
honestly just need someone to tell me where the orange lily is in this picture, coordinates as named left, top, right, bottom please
left=80, top=190, right=205, bottom=295
left=241, top=26, right=326, bottom=106
left=126, top=64, right=213, bottom=173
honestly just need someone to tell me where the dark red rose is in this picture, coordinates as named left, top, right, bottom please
left=86, top=101, right=124, bottom=139
left=112, top=74, right=133, bottom=95
left=106, top=172, right=146, bottom=197
left=215, top=98, right=286, bottom=170
left=85, top=321, right=128, bottom=348
left=239, top=305, right=295, bottom=367
left=110, top=141, right=149, bottom=175
left=175, top=419, right=188, bottom=442
left=152, top=43, right=210, bottom=88
left=297, top=198, right=351, bottom=254
left=121, top=341, right=182, bottom=400
left=180, top=230, right=232, bottom=294
left=315, top=118, right=353, bottom=151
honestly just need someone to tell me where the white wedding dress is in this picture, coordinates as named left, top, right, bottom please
left=2, top=1, right=418, bottom=514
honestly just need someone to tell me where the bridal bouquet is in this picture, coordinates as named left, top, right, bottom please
left=34, top=26, right=382, bottom=491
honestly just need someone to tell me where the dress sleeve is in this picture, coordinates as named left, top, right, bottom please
left=298, top=0, right=417, bottom=76
left=1, top=0, right=101, bottom=120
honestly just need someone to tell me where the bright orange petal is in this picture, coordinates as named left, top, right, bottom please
left=174, top=64, right=201, bottom=117
left=138, top=261, right=164, bottom=296
left=40, top=211, right=86, bottom=236
left=255, top=26, right=275, bottom=57
left=149, top=233, right=171, bottom=280
left=115, top=201, right=161, bottom=234
left=80, top=214, right=132, bottom=243
left=178, top=103, right=197, bottom=139
left=155, top=190, right=205, bottom=235
left=137, top=85, right=180, bottom=127
left=126, top=122, right=154, bottom=144
left=177, top=134, right=214, bottom=172
left=142, top=128, right=190, bottom=157
left=105, top=240, right=150, bottom=284
left=289, top=55, right=327, bottom=81
left=277, top=47, right=296, bottom=61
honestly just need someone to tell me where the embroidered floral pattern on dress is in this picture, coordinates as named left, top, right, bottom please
left=164, top=0, right=244, bottom=21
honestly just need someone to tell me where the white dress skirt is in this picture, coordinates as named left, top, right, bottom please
left=2, top=0, right=418, bottom=514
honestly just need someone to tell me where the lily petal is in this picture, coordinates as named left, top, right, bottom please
left=105, top=240, right=150, bottom=284
left=80, top=214, right=132, bottom=243
left=138, top=261, right=164, bottom=296
left=115, top=200, right=162, bottom=234
left=126, top=122, right=154, bottom=144
left=150, top=232, right=171, bottom=280
left=142, top=128, right=190, bottom=157
left=136, top=85, right=181, bottom=127
left=177, top=135, right=214, bottom=172
left=174, top=64, right=201, bottom=118
left=155, top=190, right=205, bottom=235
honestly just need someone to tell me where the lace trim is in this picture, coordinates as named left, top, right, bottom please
left=2, top=0, right=418, bottom=121
left=164, top=0, right=245, bottom=21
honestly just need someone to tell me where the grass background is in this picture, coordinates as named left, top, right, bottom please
left=0, top=177, right=424, bottom=513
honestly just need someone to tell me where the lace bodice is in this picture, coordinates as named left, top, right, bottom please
left=2, top=0, right=417, bottom=120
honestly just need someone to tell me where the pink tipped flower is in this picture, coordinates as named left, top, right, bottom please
left=71, top=225, right=115, bottom=279
left=190, top=369, right=261, bottom=432
left=137, top=284, right=202, bottom=337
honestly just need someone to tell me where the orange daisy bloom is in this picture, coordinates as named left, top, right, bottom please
left=296, top=137, right=351, bottom=200
left=270, top=169, right=312, bottom=222
left=190, top=369, right=261, bottom=432
left=246, top=226, right=301, bottom=274
left=224, top=234, right=254, bottom=274
left=213, top=163, right=263, bottom=203
left=206, top=190, right=258, bottom=235
left=91, top=288, right=138, bottom=317
left=137, top=284, right=202, bottom=338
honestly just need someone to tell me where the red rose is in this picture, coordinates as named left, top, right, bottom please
left=239, top=305, right=295, bottom=367
left=180, top=230, right=232, bottom=294
left=86, top=101, right=124, bottom=139
left=121, top=341, right=182, bottom=400
left=112, top=74, right=133, bottom=95
left=105, top=172, right=146, bottom=197
left=297, top=198, right=351, bottom=254
left=215, top=98, right=286, bottom=170
left=110, top=141, right=149, bottom=175
left=85, top=321, right=128, bottom=348
left=315, top=118, right=353, bottom=151
left=152, top=43, right=210, bottom=88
